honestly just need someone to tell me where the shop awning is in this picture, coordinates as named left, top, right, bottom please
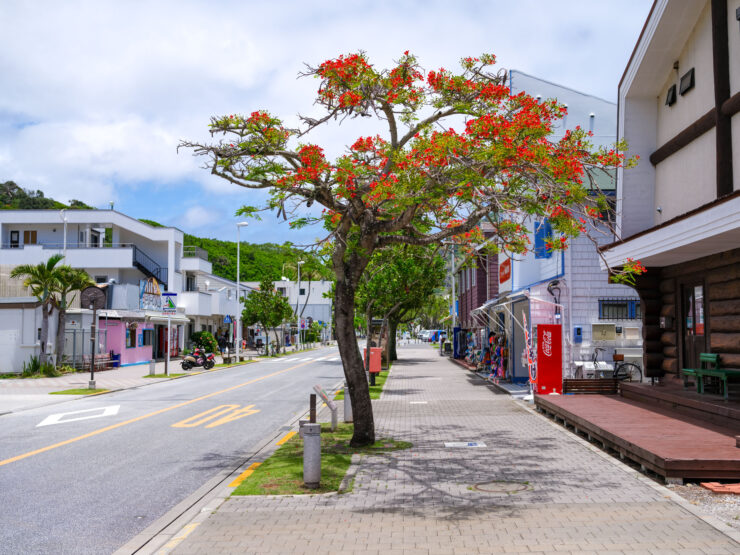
left=98, top=309, right=147, bottom=320
left=145, top=311, right=191, bottom=324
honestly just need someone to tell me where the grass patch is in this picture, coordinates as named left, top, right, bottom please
left=334, top=368, right=390, bottom=401
left=232, top=423, right=411, bottom=496
left=143, top=373, right=187, bottom=378
left=49, top=388, right=110, bottom=395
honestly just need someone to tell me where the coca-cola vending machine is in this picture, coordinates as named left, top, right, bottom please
left=535, top=324, right=562, bottom=394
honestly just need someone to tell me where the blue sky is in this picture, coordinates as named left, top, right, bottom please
left=0, top=0, right=652, bottom=244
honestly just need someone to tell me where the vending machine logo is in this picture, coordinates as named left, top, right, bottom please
left=542, top=330, right=552, bottom=357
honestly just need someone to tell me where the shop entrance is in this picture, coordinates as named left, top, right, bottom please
left=681, top=282, right=706, bottom=370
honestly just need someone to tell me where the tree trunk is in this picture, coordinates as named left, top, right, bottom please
left=56, top=306, right=67, bottom=367
left=335, top=278, right=375, bottom=446
left=389, top=318, right=398, bottom=361
left=39, top=303, right=50, bottom=366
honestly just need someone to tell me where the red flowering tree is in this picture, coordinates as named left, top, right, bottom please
left=182, top=52, right=640, bottom=446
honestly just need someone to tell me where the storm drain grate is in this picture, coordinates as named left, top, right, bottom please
left=472, top=480, right=532, bottom=494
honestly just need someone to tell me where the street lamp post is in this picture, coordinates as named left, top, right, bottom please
left=296, top=260, right=304, bottom=349
left=236, top=222, right=249, bottom=361
left=59, top=209, right=67, bottom=260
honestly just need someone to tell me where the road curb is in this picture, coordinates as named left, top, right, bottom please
left=114, top=355, right=342, bottom=554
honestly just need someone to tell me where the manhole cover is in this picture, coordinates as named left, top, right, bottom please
left=473, top=480, right=531, bottom=494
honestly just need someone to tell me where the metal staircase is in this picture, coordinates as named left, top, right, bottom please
left=132, top=246, right=168, bottom=288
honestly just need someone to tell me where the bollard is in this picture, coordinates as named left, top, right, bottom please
left=88, top=379, right=96, bottom=390
left=149, top=359, right=156, bottom=376
left=303, top=422, right=321, bottom=489
left=343, top=382, right=353, bottom=423
left=309, top=394, right=317, bottom=423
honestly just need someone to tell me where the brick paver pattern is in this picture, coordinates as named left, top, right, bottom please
left=173, top=346, right=740, bottom=554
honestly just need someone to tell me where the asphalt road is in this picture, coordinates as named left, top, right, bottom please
left=0, top=346, right=346, bottom=554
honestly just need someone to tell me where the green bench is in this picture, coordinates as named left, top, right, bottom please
left=682, top=353, right=740, bottom=401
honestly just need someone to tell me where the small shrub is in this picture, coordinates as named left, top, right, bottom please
left=191, top=331, right=219, bottom=354
left=22, top=356, right=41, bottom=377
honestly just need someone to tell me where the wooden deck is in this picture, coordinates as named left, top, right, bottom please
left=535, top=391, right=740, bottom=482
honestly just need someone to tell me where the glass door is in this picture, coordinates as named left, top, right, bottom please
left=682, top=283, right=706, bottom=369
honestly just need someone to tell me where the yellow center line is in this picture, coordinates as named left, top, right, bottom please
left=0, top=360, right=316, bottom=468
left=228, top=462, right=262, bottom=488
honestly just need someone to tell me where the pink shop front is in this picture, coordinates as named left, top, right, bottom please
left=98, top=317, right=154, bottom=367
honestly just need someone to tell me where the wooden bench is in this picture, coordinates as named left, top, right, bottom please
left=563, top=378, right=619, bottom=395
left=683, top=353, right=740, bottom=401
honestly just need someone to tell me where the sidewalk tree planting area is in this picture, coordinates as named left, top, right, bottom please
left=183, top=51, right=644, bottom=446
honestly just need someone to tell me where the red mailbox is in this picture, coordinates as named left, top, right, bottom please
left=363, top=347, right=382, bottom=374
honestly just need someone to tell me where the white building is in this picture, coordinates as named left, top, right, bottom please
left=469, top=71, right=642, bottom=383
left=602, top=0, right=740, bottom=381
left=0, top=210, right=242, bottom=371
left=242, top=278, right=333, bottom=344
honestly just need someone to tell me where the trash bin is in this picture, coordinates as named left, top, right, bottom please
left=110, top=353, right=121, bottom=368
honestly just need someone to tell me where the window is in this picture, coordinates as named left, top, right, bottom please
left=95, top=275, right=108, bottom=284
left=142, top=329, right=153, bottom=346
left=186, top=274, right=197, bottom=292
left=277, top=287, right=286, bottom=296
left=598, top=298, right=641, bottom=320
left=23, top=230, right=37, bottom=245
left=126, top=329, right=136, bottom=348
left=9, top=230, right=19, bottom=248
left=679, top=68, right=695, bottom=96
left=665, top=84, right=677, bottom=106
left=534, top=220, right=553, bottom=259
left=299, top=288, right=306, bottom=296
left=471, top=264, right=476, bottom=287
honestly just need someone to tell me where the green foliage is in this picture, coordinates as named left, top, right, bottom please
left=183, top=234, right=332, bottom=283
left=139, top=219, right=165, bottom=227
left=21, top=356, right=59, bottom=377
left=191, top=330, right=219, bottom=353
left=242, top=277, right=294, bottom=332
left=0, top=180, right=92, bottom=210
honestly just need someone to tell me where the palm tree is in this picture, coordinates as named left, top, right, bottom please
left=53, top=266, right=94, bottom=365
left=10, top=254, right=65, bottom=365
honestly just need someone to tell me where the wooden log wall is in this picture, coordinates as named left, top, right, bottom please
left=634, top=272, right=665, bottom=375
left=660, top=247, right=740, bottom=371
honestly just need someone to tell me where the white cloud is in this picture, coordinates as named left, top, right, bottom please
left=0, top=0, right=653, bottom=240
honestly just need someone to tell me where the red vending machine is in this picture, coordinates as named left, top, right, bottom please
left=535, top=324, right=562, bottom=394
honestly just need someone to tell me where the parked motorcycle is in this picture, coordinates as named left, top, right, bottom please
left=181, top=348, right=215, bottom=370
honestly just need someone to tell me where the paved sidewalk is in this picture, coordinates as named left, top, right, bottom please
left=170, top=346, right=740, bottom=554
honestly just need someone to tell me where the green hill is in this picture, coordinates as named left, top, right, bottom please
left=1, top=181, right=328, bottom=282
left=0, top=180, right=93, bottom=210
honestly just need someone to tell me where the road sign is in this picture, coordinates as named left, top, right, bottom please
left=224, top=315, right=232, bottom=324
left=162, top=292, right=177, bottom=314
left=300, top=318, right=306, bottom=329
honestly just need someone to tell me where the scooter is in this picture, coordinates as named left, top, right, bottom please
left=181, top=347, right=215, bottom=370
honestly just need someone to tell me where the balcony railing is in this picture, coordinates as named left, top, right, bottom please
left=0, top=242, right=135, bottom=249
left=182, top=246, right=209, bottom=261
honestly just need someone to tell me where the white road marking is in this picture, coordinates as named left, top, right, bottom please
left=410, top=401, right=428, bottom=404
left=284, top=358, right=300, bottom=362
left=37, top=405, right=121, bottom=427
left=328, top=357, right=340, bottom=361
left=299, top=357, right=314, bottom=361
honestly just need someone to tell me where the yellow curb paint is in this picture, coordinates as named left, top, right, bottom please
left=228, top=462, right=262, bottom=487
left=158, top=522, right=200, bottom=554
left=276, top=431, right=296, bottom=446
left=0, top=360, right=316, bottom=468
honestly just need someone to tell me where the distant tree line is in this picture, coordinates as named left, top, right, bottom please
left=0, top=180, right=92, bottom=210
